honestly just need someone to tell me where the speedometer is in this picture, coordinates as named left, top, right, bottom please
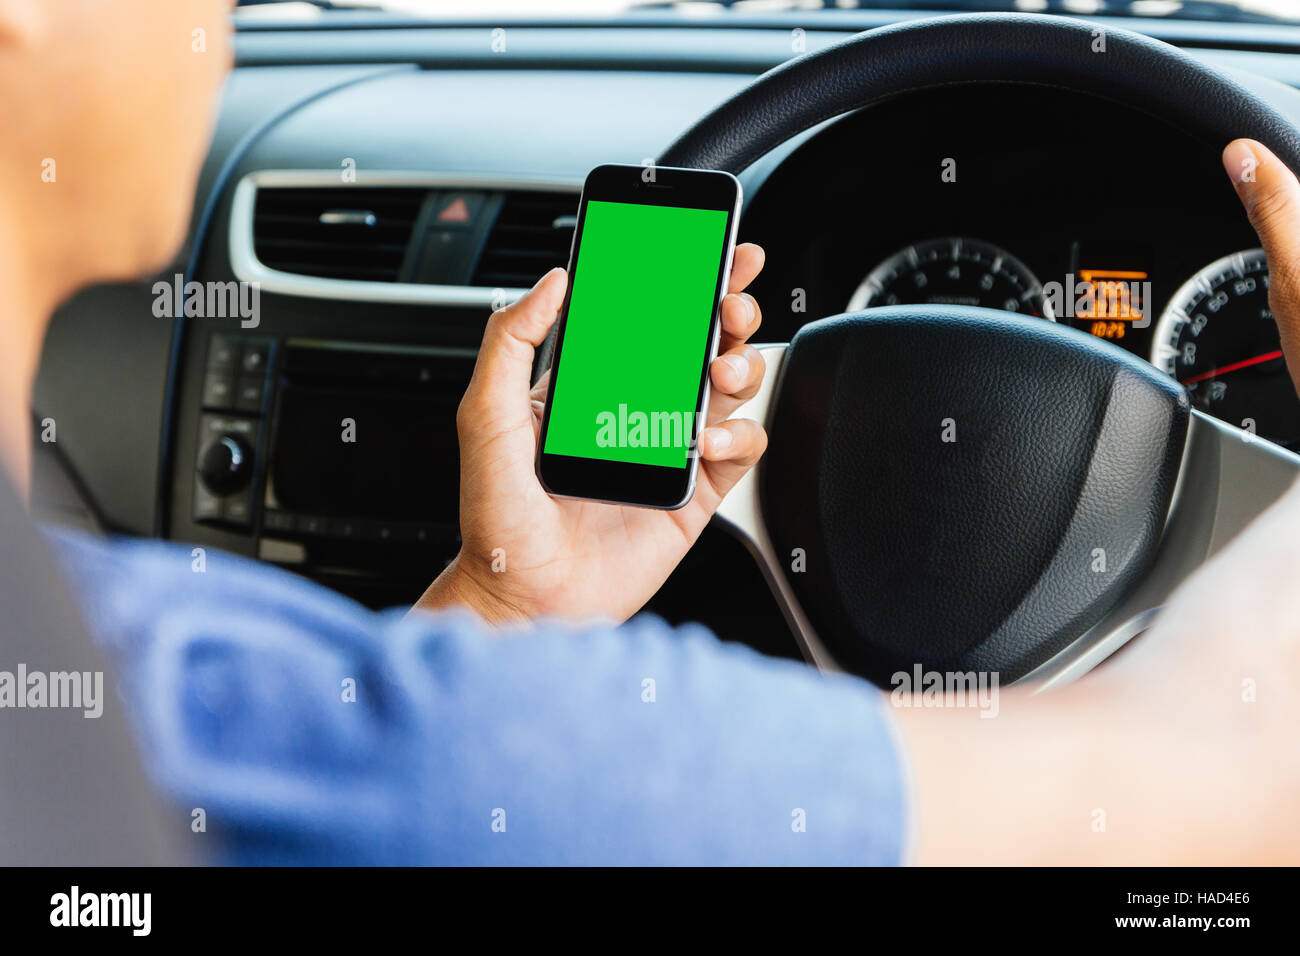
left=1151, top=249, right=1300, bottom=448
left=847, top=237, right=1052, bottom=319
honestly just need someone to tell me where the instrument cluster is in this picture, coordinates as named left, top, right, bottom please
left=846, top=237, right=1297, bottom=448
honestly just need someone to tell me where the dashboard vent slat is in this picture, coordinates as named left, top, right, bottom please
left=472, top=191, right=578, bottom=288
left=253, top=187, right=427, bottom=283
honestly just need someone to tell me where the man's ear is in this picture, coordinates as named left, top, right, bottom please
left=0, top=0, right=48, bottom=48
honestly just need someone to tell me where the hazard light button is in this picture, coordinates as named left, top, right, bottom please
left=433, top=191, right=485, bottom=229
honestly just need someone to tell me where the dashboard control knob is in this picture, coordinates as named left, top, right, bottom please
left=197, top=434, right=252, bottom=495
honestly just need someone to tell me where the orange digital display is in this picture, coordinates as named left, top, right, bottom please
left=1087, top=320, right=1129, bottom=341
left=1076, top=269, right=1149, bottom=323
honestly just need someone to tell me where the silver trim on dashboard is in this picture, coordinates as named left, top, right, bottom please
left=715, top=344, right=1300, bottom=688
left=227, top=169, right=583, bottom=307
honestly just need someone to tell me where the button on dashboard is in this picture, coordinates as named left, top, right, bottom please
left=201, top=372, right=235, bottom=409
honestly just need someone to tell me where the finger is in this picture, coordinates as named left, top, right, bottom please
left=463, top=267, right=567, bottom=419
left=727, top=242, right=765, bottom=295
left=1223, top=139, right=1300, bottom=391
left=719, top=290, right=762, bottom=353
left=707, top=344, right=765, bottom=424
left=695, top=418, right=768, bottom=504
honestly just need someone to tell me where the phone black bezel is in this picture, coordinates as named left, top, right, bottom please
left=535, top=163, right=741, bottom=510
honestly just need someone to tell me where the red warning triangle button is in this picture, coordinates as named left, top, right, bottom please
left=437, top=196, right=471, bottom=223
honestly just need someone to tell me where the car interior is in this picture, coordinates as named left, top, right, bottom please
left=31, top=0, right=1300, bottom=686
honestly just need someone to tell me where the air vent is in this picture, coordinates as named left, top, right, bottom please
left=472, top=191, right=578, bottom=288
left=253, top=187, right=427, bottom=282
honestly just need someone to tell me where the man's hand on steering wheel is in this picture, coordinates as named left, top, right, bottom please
left=1224, top=138, right=1300, bottom=395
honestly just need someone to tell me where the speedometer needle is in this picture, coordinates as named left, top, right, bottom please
left=1180, top=349, right=1284, bottom=385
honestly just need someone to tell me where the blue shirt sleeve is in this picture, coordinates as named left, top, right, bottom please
left=44, top=527, right=908, bottom=865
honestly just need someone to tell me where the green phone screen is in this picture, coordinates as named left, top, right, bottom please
left=543, top=199, right=730, bottom=468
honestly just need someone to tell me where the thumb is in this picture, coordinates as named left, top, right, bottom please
left=1223, top=138, right=1300, bottom=391
left=466, top=267, right=567, bottom=404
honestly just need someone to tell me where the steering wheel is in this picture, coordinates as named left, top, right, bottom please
left=658, top=13, right=1300, bottom=688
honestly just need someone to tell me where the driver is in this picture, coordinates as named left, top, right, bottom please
left=2, top=0, right=1298, bottom=863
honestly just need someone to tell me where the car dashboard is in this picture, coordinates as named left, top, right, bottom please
left=31, top=10, right=1300, bottom=660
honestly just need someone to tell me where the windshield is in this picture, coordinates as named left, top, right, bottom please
left=235, top=0, right=1300, bottom=27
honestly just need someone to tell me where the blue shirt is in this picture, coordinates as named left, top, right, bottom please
left=47, top=528, right=908, bottom=865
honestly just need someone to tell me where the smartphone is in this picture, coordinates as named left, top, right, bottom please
left=535, top=163, right=742, bottom=509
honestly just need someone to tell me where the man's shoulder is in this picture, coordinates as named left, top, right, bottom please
left=39, top=526, right=907, bottom=865
left=43, top=524, right=389, bottom=645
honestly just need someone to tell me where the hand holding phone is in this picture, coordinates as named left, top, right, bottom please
left=414, top=168, right=767, bottom=625
left=536, top=164, right=743, bottom=509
